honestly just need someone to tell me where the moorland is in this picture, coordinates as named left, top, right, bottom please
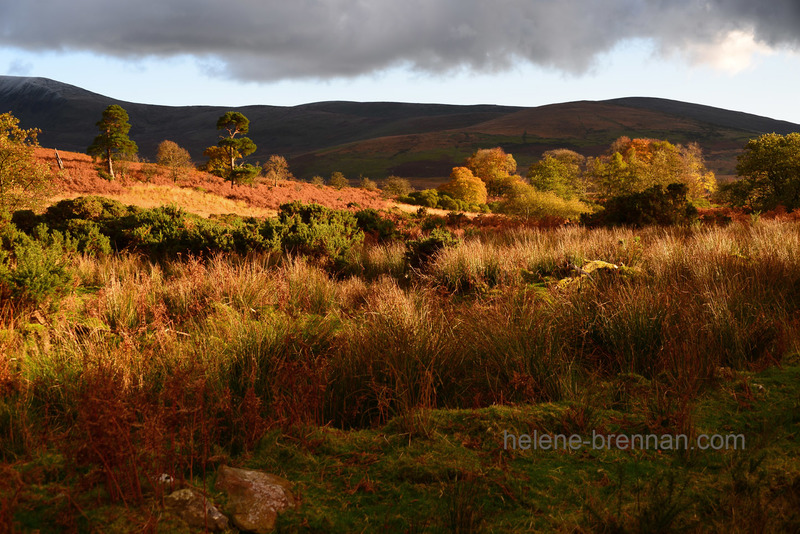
left=1, top=79, right=800, bottom=533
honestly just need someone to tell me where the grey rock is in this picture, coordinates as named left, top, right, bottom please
left=165, top=488, right=229, bottom=532
left=215, top=465, right=296, bottom=534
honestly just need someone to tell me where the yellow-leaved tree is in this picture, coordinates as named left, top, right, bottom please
left=0, top=112, right=52, bottom=215
left=439, top=166, right=488, bottom=204
left=465, top=147, right=523, bottom=196
left=588, top=137, right=716, bottom=200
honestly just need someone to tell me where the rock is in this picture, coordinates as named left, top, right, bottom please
left=580, top=260, right=619, bottom=274
left=557, top=259, right=624, bottom=289
left=215, top=465, right=296, bottom=534
left=165, top=488, right=229, bottom=532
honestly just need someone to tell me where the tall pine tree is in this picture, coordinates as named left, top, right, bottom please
left=87, top=105, right=138, bottom=179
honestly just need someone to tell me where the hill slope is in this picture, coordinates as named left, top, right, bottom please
left=2, top=76, right=798, bottom=184
left=36, top=148, right=388, bottom=218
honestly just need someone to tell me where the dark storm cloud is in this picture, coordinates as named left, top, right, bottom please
left=1, top=0, right=798, bottom=80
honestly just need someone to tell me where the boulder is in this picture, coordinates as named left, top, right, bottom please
left=165, top=488, right=229, bottom=532
left=215, top=465, right=296, bottom=533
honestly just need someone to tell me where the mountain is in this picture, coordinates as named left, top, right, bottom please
left=2, top=76, right=798, bottom=183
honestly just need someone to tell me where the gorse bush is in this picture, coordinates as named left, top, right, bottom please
left=354, top=208, right=397, bottom=242
left=12, top=197, right=373, bottom=267
left=0, top=225, right=73, bottom=310
left=277, top=201, right=364, bottom=265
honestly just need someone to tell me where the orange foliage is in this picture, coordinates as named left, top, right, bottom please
left=36, top=147, right=389, bottom=215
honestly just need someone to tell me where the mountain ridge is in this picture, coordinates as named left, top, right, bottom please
left=2, top=76, right=798, bottom=182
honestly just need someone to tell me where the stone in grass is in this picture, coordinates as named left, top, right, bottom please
left=215, top=465, right=296, bottom=534
left=165, top=488, right=229, bottom=532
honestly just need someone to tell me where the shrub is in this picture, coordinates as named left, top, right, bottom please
left=408, top=189, right=440, bottom=208
left=278, top=201, right=364, bottom=265
left=329, top=171, right=350, bottom=190
left=355, top=209, right=397, bottom=241
left=44, top=196, right=133, bottom=224
left=358, top=176, right=379, bottom=192
left=63, top=219, right=112, bottom=256
left=405, top=228, right=459, bottom=269
left=583, top=183, right=698, bottom=228
left=0, top=229, right=73, bottom=309
left=310, top=175, right=325, bottom=187
left=437, top=195, right=460, bottom=211
left=500, top=183, right=591, bottom=220
left=381, top=176, right=413, bottom=197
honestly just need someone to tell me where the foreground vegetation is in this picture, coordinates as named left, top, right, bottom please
left=2, top=203, right=800, bottom=531
left=3, top=108, right=800, bottom=531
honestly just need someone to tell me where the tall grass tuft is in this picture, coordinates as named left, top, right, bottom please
left=325, top=278, right=455, bottom=427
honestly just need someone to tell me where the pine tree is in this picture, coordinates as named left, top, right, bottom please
left=87, top=105, right=138, bottom=179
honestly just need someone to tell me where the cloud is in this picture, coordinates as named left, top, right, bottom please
left=7, top=58, right=32, bottom=75
left=0, top=0, right=798, bottom=81
left=679, top=30, right=777, bottom=74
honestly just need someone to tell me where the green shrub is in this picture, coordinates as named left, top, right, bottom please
left=500, top=183, right=590, bottom=220
left=583, top=183, right=698, bottom=227
left=421, top=215, right=448, bottom=232
left=437, top=195, right=460, bottom=211
left=408, top=189, right=440, bottom=208
left=381, top=176, right=413, bottom=197
left=405, top=228, right=459, bottom=269
left=45, top=196, right=133, bottom=223
left=0, top=230, right=73, bottom=309
left=329, top=172, right=349, bottom=190
left=278, top=201, right=364, bottom=265
left=358, top=176, right=378, bottom=192
left=355, top=209, right=397, bottom=241
left=63, top=219, right=112, bottom=256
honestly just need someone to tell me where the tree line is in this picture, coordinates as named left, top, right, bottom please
left=83, top=105, right=294, bottom=187
left=1, top=103, right=799, bottom=220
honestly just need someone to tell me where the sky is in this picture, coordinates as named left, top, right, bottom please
left=1, top=0, right=799, bottom=123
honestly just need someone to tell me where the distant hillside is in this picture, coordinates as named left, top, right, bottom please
left=2, top=76, right=798, bottom=185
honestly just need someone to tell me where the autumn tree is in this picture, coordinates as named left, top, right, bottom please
left=588, top=137, right=715, bottom=199
left=465, top=147, right=522, bottom=196
left=156, top=140, right=193, bottom=182
left=262, top=155, right=293, bottom=186
left=207, top=111, right=258, bottom=185
left=0, top=112, right=52, bottom=215
left=87, top=105, right=138, bottom=179
left=201, top=146, right=230, bottom=177
left=527, top=149, right=586, bottom=199
left=727, top=132, right=800, bottom=210
left=439, top=166, right=488, bottom=204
